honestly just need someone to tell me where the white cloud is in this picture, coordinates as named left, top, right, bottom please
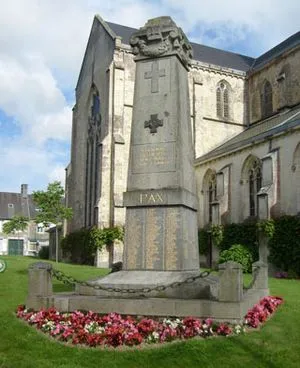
left=160, top=0, right=300, bottom=52
left=48, top=166, right=66, bottom=185
left=0, top=55, right=72, bottom=143
left=0, top=136, right=67, bottom=192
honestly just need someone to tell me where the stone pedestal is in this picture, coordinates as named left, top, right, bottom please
left=76, top=270, right=219, bottom=299
left=252, top=261, right=269, bottom=291
left=258, top=232, right=270, bottom=264
left=218, top=261, right=243, bottom=302
left=27, top=262, right=53, bottom=310
left=123, top=204, right=198, bottom=271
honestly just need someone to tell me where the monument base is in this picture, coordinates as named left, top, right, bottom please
left=75, top=270, right=219, bottom=299
left=29, top=289, right=268, bottom=324
left=26, top=261, right=269, bottom=324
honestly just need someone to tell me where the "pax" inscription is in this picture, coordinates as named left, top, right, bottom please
left=139, top=192, right=164, bottom=204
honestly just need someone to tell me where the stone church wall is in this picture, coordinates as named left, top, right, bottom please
left=189, top=65, right=247, bottom=158
left=67, top=19, right=115, bottom=231
left=249, top=47, right=300, bottom=123
left=195, top=128, right=300, bottom=228
left=109, top=47, right=135, bottom=227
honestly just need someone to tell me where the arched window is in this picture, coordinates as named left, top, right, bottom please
left=208, top=174, right=217, bottom=223
left=277, top=64, right=291, bottom=109
left=202, top=169, right=217, bottom=224
left=85, top=84, right=102, bottom=227
left=241, top=155, right=262, bottom=218
left=249, top=162, right=262, bottom=216
left=216, top=81, right=230, bottom=120
left=261, top=80, right=273, bottom=118
left=91, top=90, right=100, bottom=120
left=292, top=142, right=300, bottom=214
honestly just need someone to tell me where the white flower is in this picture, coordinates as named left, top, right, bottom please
left=152, top=331, right=159, bottom=340
left=42, top=321, right=55, bottom=331
left=29, top=313, right=37, bottom=321
left=146, top=331, right=160, bottom=343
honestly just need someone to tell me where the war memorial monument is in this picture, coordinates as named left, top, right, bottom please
left=26, top=17, right=269, bottom=322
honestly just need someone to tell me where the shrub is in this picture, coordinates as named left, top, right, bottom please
left=198, top=228, right=209, bottom=255
left=218, top=244, right=253, bottom=273
left=38, top=246, right=49, bottom=260
left=219, top=222, right=258, bottom=261
left=198, top=222, right=258, bottom=261
left=60, top=228, right=96, bottom=265
left=268, top=215, right=300, bottom=277
left=61, top=226, right=124, bottom=265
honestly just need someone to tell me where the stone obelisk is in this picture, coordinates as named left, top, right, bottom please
left=78, top=17, right=207, bottom=299
left=123, top=16, right=199, bottom=271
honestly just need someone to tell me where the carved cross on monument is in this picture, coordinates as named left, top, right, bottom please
left=144, top=60, right=166, bottom=93
left=144, top=114, right=163, bottom=134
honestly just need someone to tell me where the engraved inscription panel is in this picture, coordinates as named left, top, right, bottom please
left=144, top=208, right=161, bottom=269
left=124, top=209, right=143, bottom=269
left=132, top=143, right=176, bottom=174
left=164, top=208, right=179, bottom=270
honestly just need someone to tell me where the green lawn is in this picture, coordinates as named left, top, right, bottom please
left=0, top=256, right=299, bottom=368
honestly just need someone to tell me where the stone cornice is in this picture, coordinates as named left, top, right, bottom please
left=114, top=46, right=247, bottom=79
left=190, top=60, right=247, bottom=79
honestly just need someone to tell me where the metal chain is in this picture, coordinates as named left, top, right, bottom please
left=51, top=268, right=211, bottom=294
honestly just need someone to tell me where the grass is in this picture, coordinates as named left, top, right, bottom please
left=0, top=256, right=299, bottom=368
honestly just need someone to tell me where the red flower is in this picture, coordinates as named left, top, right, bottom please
left=216, top=323, right=232, bottom=336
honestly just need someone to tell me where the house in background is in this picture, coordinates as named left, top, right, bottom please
left=0, top=184, right=49, bottom=256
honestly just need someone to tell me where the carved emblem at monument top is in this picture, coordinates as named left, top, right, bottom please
left=130, top=16, right=193, bottom=68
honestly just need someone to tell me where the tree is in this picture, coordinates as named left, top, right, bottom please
left=33, top=181, right=73, bottom=262
left=2, top=216, right=29, bottom=242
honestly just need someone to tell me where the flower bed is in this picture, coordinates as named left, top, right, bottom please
left=16, top=296, right=283, bottom=348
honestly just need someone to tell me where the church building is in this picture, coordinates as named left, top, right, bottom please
left=66, top=15, right=300, bottom=266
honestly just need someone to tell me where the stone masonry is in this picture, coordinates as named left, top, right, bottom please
left=122, top=16, right=199, bottom=271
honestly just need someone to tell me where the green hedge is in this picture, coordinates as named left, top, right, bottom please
left=220, top=222, right=258, bottom=261
left=61, top=226, right=124, bottom=266
left=61, top=228, right=96, bottom=265
left=199, top=215, right=300, bottom=277
left=268, top=215, right=300, bottom=276
left=199, top=221, right=258, bottom=261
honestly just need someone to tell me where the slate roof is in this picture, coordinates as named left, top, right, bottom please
left=251, top=31, right=300, bottom=71
left=106, top=21, right=254, bottom=72
left=106, top=21, right=300, bottom=73
left=0, top=192, right=37, bottom=220
left=190, top=42, right=254, bottom=72
left=195, top=106, right=300, bottom=164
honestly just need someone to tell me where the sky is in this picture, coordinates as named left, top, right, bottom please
left=0, top=0, right=299, bottom=193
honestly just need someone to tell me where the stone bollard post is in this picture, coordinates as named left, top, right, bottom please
left=26, top=262, right=53, bottom=310
left=218, top=261, right=243, bottom=302
left=251, top=261, right=269, bottom=291
left=258, top=232, right=270, bottom=264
